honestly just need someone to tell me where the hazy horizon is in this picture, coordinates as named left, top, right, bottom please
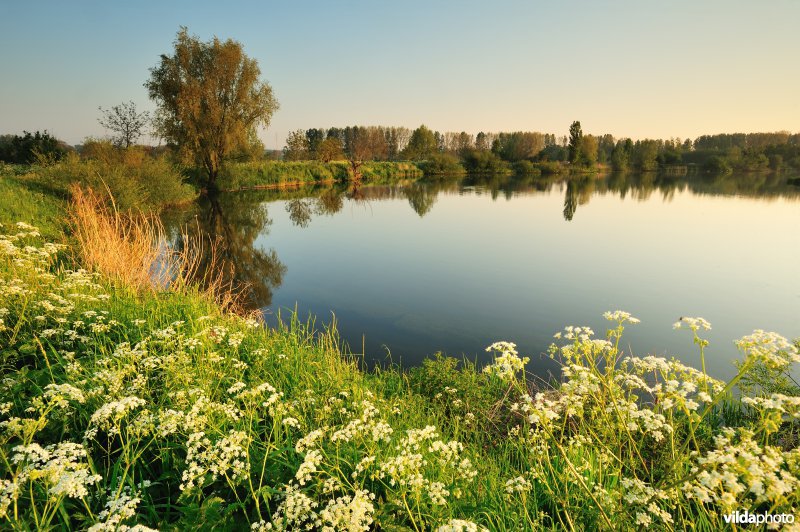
left=2, top=0, right=798, bottom=148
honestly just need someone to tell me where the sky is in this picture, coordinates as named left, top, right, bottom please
left=1, top=0, right=798, bottom=149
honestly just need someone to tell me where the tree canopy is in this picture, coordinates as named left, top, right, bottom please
left=568, top=121, right=583, bottom=164
left=402, top=125, right=438, bottom=160
left=0, top=131, right=69, bottom=164
left=145, top=27, right=278, bottom=188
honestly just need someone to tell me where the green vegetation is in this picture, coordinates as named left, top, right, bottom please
left=418, top=154, right=466, bottom=176
left=146, top=28, right=278, bottom=189
left=211, top=161, right=423, bottom=191
left=278, top=124, right=800, bottom=180
left=462, top=150, right=511, bottom=175
left=0, top=132, right=71, bottom=164
left=6, top=143, right=196, bottom=213
left=403, top=125, right=440, bottom=161
left=1, top=176, right=799, bottom=530
left=0, top=169, right=64, bottom=240
left=512, top=160, right=541, bottom=177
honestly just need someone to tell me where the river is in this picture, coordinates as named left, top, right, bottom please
left=163, top=171, right=800, bottom=381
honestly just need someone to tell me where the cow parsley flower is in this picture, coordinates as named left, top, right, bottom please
left=483, top=342, right=529, bottom=381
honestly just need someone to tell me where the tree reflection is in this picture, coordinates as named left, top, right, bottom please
left=171, top=193, right=286, bottom=310
left=284, top=187, right=348, bottom=228
left=404, top=182, right=438, bottom=217
left=563, top=180, right=578, bottom=221
left=562, top=176, right=593, bottom=221
left=286, top=199, right=313, bottom=228
left=315, top=187, right=345, bottom=215
left=159, top=171, right=800, bottom=309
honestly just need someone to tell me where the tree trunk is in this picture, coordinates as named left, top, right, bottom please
left=207, top=167, right=219, bottom=193
left=349, top=159, right=363, bottom=182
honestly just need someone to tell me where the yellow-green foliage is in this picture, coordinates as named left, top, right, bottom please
left=21, top=144, right=196, bottom=212
left=1, top=222, right=799, bottom=530
left=216, top=161, right=423, bottom=190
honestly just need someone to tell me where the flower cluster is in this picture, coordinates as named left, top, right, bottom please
left=483, top=341, right=529, bottom=381
left=685, top=428, right=799, bottom=511
left=180, top=430, right=250, bottom=492
left=5, top=441, right=101, bottom=515
left=436, top=519, right=489, bottom=532
left=620, top=477, right=675, bottom=528
left=318, top=489, right=375, bottom=531
left=504, top=475, right=532, bottom=496
left=736, top=330, right=800, bottom=370
left=88, top=486, right=156, bottom=532
left=86, top=396, right=147, bottom=439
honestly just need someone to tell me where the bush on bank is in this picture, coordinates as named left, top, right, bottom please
left=211, top=161, right=423, bottom=191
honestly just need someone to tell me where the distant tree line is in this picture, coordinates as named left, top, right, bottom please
left=281, top=122, right=800, bottom=175
left=0, top=131, right=71, bottom=164
left=3, top=124, right=800, bottom=178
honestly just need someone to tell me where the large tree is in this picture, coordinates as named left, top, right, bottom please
left=580, top=134, right=598, bottom=167
left=146, top=27, right=278, bottom=189
left=317, top=136, right=343, bottom=162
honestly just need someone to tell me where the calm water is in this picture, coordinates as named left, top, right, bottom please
left=164, top=172, right=800, bottom=381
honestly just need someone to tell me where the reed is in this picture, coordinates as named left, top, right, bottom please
left=68, top=184, right=249, bottom=313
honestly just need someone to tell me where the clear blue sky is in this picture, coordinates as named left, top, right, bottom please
left=1, top=0, right=798, bottom=148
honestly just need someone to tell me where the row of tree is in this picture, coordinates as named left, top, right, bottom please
left=283, top=126, right=563, bottom=163
left=281, top=121, right=800, bottom=174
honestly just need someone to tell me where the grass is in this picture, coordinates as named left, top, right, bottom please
left=213, top=161, right=424, bottom=191
left=1, top=177, right=799, bottom=530
left=0, top=167, right=64, bottom=241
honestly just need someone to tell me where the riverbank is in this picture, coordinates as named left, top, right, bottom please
left=1, top=176, right=799, bottom=530
left=209, top=160, right=424, bottom=191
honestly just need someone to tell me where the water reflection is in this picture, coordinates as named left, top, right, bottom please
left=160, top=171, right=800, bottom=369
left=285, top=199, right=313, bottom=228
left=284, top=184, right=376, bottom=228
left=166, top=170, right=800, bottom=268
left=404, top=182, right=438, bottom=217
left=163, top=192, right=287, bottom=308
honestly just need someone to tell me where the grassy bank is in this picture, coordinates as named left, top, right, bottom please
left=211, top=161, right=424, bottom=191
left=1, top=178, right=799, bottom=530
left=2, top=150, right=197, bottom=214
left=0, top=171, right=65, bottom=241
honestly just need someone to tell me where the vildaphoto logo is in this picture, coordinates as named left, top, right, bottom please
left=723, top=510, right=795, bottom=526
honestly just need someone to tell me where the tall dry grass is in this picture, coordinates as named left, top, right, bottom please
left=68, top=184, right=249, bottom=313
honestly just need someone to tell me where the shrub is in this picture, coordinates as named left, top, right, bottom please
left=418, top=153, right=466, bottom=176
left=512, top=160, right=541, bottom=176
left=24, top=146, right=195, bottom=212
left=532, top=161, right=564, bottom=175
left=461, top=149, right=511, bottom=174
left=704, top=155, right=733, bottom=175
